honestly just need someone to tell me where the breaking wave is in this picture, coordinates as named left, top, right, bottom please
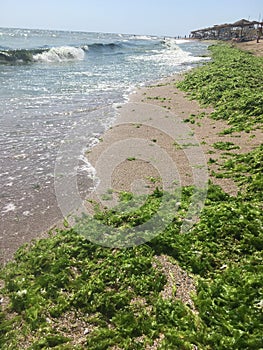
left=0, top=43, right=125, bottom=64
left=33, top=46, right=85, bottom=62
left=0, top=38, right=207, bottom=65
left=84, top=42, right=122, bottom=51
left=0, top=46, right=85, bottom=64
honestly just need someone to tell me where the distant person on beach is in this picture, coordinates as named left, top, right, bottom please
left=256, top=26, right=262, bottom=43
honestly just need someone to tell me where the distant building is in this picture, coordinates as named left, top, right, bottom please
left=191, top=19, right=262, bottom=41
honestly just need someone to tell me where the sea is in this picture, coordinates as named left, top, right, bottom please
left=0, top=27, right=209, bottom=261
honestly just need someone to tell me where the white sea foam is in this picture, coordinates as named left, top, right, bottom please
left=163, top=38, right=180, bottom=50
left=164, top=38, right=196, bottom=49
left=77, top=154, right=97, bottom=181
left=134, top=35, right=153, bottom=40
left=130, top=44, right=209, bottom=67
left=33, top=46, right=85, bottom=63
left=175, top=39, right=193, bottom=44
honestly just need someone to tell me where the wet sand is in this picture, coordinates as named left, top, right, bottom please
left=86, top=73, right=262, bottom=203
left=1, top=42, right=262, bottom=264
left=0, top=171, right=93, bottom=265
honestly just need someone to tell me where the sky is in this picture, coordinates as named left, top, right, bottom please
left=1, top=0, right=262, bottom=36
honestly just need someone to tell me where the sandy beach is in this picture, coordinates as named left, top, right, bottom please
left=235, top=39, right=263, bottom=56
left=1, top=41, right=262, bottom=264
left=86, top=38, right=263, bottom=202
left=85, top=71, right=262, bottom=208
left=0, top=38, right=262, bottom=349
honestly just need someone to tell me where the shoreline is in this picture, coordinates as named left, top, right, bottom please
left=1, top=42, right=262, bottom=264
left=0, top=60, right=210, bottom=264
left=1, top=41, right=262, bottom=349
left=85, top=73, right=207, bottom=199
left=85, top=67, right=261, bottom=207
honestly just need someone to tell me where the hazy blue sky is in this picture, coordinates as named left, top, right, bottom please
left=1, top=0, right=262, bottom=36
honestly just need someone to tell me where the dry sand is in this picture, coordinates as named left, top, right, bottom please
left=86, top=73, right=262, bottom=201
left=235, top=39, right=263, bottom=56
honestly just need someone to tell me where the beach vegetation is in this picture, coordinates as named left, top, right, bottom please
left=133, top=123, right=142, bottom=128
left=1, top=156, right=262, bottom=349
left=183, top=116, right=195, bottom=124
left=181, top=142, right=199, bottom=148
left=146, top=96, right=170, bottom=102
left=212, top=141, right=240, bottom=151
left=177, top=44, right=263, bottom=132
left=146, top=176, right=161, bottom=184
left=173, top=141, right=183, bottom=150
left=0, top=44, right=262, bottom=350
left=101, top=193, right=113, bottom=201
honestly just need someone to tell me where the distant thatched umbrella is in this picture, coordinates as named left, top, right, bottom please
left=190, top=19, right=259, bottom=40
left=213, top=23, right=230, bottom=29
left=231, top=19, right=255, bottom=38
left=232, top=19, right=254, bottom=27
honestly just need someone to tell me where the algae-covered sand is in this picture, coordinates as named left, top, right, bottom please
left=0, top=44, right=262, bottom=349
